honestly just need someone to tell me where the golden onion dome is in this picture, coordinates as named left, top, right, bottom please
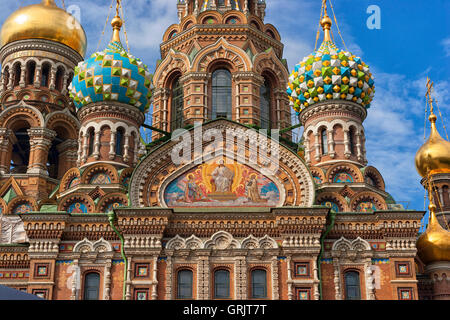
left=415, top=113, right=450, bottom=178
left=0, top=0, right=87, bottom=57
left=416, top=203, right=450, bottom=264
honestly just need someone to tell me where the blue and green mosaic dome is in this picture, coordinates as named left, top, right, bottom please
left=69, top=41, right=153, bottom=112
left=287, top=41, right=375, bottom=113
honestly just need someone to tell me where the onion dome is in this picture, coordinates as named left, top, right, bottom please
left=287, top=7, right=375, bottom=113
left=416, top=203, right=450, bottom=264
left=415, top=113, right=450, bottom=178
left=0, top=0, right=87, bottom=57
left=69, top=14, right=153, bottom=112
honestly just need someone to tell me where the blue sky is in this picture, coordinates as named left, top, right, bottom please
left=2, top=0, right=449, bottom=226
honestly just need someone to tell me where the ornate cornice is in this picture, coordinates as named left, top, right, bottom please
left=299, top=101, right=368, bottom=125
left=0, top=39, right=83, bottom=66
left=77, top=101, right=145, bottom=125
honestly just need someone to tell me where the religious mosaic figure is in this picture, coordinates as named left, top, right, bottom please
left=185, top=175, right=204, bottom=202
left=211, top=160, right=234, bottom=193
left=246, top=175, right=263, bottom=203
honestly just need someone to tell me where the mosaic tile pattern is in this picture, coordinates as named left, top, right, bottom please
left=287, top=41, right=375, bottom=113
left=70, top=41, right=153, bottom=112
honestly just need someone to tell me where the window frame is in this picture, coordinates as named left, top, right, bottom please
left=177, top=269, right=194, bottom=299
left=214, top=269, right=231, bottom=299
left=211, top=69, right=232, bottom=120
left=251, top=269, right=268, bottom=299
left=344, top=270, right=361, bottom=300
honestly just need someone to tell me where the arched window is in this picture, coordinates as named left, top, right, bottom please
left=41, top=63, right=50, bottom=88
left=115, top=128, right=124, bottom=155
left=55, top=67, right=65, bottom=91
left=344, top=271, right=361, bottom=300
left=84, top=272, right=100, bottom=300
left=177, top=269, right=193, bottom=299
left=171, top=76, right=184, bottom=130
left=321, top=128, right=328, bottom=155
left=251, top=269, right=267, bottom=299
left=212, top=69, right=232, bottom=120
left=88, top=128, right=95, bottom=156
left=260, top=77, right=271, bottom=129
left=214, top=270, right=230, bottom=299
left=13, top=63, right=21, bottom=87
left=443, top=185, right=449, bottom=207
left=10, top=128, right=30, bottom=174
left=349, top=127, right=355, bottom=155
left=26, top=61, right=36, bottom=86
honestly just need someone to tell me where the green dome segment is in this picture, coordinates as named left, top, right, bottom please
left=69, top=41, right=153, bottom=112
left=287, top=40, right=375, bottom=113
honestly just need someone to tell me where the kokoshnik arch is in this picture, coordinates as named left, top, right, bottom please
left=0, top=0, right=448, bottom=301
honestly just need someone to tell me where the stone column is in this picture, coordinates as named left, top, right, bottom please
left=272, top=256, right=279, bottom=300
left=304, top=134, right=311, bottom=164
left=313, top=259, right=320, bottom=300
left=80, top=133, right=89, bottom=165
left=27, top=128, right=57, bottom=175
left=0, top=129, right=13, bottom=174
left=93, top=130, right=101, bottom=160
left=61, top=72, right=70, bottom=95
left=104, top=261, right=112, bottom=300
left=356, top=132, right=363, bottom=161
left=165, top=254, right=173, bottom=300
left=19, top=64, right=26, bottom=88
left=70, top=259, right=80, bottom=300
left=333, top=258, right=341, bottom=300
left=152, top=256, right=158, bottom=300
left=49, top=67, right=57, bottom=90
left=34, top=66, right=41, bottom=89
left=287, top=256, right=293, bottom=300
left=314, top=133, right=321, bottom=161
left=123, top=134, right=131, bottom=163
left=125, top=256, right=132, bottom=300
left=328, top=129, right=336, bottom=158
left=343, top=129, right=351, bottom=159
left=109, top=131, right=116, bottom=160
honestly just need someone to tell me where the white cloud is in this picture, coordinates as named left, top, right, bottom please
left=442, top=37, right=450, bottom=57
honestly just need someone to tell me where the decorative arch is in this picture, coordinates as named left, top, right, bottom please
left=310, top=166, right=326, bottom=185
left=73, top=238, right=113, bottom=253
left=197, top=10, right=223, bottom=25
left=80, top=163, right=119, bottom=185
left=181, top=17, right=196, bottom=31
left=191, top=38, right=252, bottom=72
left=204, top=231, right=241, bottom=250
left=248, top=18, right=264, bottom=31
left=332, top=236, right=372, bottom=252
left=119, top=167, right=134, bottom=189
left=153, top=49, right=190, bottom=88
left=58, top=193, right=95, bottom=214
left=0, top=101, right=44, bottom=129
left=254, top=48, right=289, bottom=85
left=45, top=109, right=80, bottom=140
left=326, top=162, right=364, bottom=183
left=0, top=198, right=7, bottom=214
left=60, top=168, right=82, bottom=193
left=162, top=24, right=181, bottom=42
left=264, top=24, right=281, bottom=41
left=316, top=192, right=349, bottom=212
left=96, top=193, right=129, bottom=213
left=362, top=166, right=385, bottom=191
left=7, top=196, right=38, bottom=215
left=350, top=191, right=388, bottom=212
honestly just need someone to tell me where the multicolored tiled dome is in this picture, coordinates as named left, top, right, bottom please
left=287, top=19, right=375, bottom=114
left=69, top=41, right=153, bottom=112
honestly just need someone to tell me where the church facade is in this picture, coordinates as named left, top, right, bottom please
left=0, top=0, right=447, bottom=301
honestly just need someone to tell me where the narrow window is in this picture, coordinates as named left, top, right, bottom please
left=26, top=61, right=36, bottom=86
left=13, top=63, right=21, bottom=87
left=83, top=273, right=100, bottom=300
left=349, top=127, right=355, bottom=155
left=321, top=129, right=328, bottom=155
left=260, top=77, right=271, bottom=129
left=115, top=128, right=124, bottom=155
left=345, top=271, right=361, bottom=300
left=177, top=270, right=193, bottom=299
left=41, top=64, right=50, bottom=87
left=212, top=69, right=232, bottom=120
left=55, top=67, right=65, bottom=91
left=214, top=270, right=230, bottom=299
left=171, top=77, right=184, bottom=130
left=88, top=128, right=95, bottom=156
left=251, top=269, right=267, bottom=299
